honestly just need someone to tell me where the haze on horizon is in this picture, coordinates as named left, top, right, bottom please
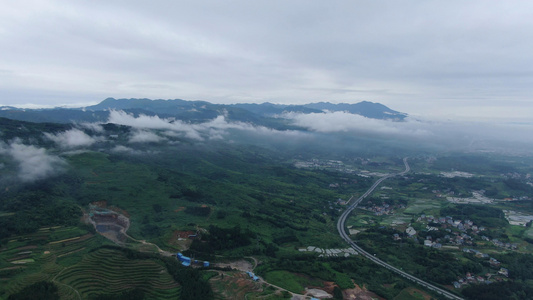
left=1, top=1, right=532, bottom=122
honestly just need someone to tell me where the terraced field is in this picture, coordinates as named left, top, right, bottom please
left=0, top=227, right=101, bottom=298
left=55, top=248, right=180, bottom=299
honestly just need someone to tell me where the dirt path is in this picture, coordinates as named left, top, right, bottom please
left=123, top=233, right=174, bottom=256
left=52, top=266, right=82, bottom=300
left=246, top=256, right=259, bottom=269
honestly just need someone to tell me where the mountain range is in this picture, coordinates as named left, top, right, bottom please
left=0, top=98, right=407, bottom=127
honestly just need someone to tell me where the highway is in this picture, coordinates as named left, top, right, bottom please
left=337, top=158, right=464, bottom=300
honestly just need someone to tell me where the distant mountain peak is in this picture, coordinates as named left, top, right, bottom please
left=303, top=101, right=407, bottom=120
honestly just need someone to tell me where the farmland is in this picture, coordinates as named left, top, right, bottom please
left=0, top=226, right=181, bottom=299
left=1, top=115, right=533, bottom=299
left=55, top=248, right=180, bottom=299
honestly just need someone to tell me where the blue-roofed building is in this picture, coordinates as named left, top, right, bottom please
left=203, top=261, right=210, bottom=267
left=176, top=252, right=192, bottom=266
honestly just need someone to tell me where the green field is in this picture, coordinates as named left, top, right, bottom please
left=263, top=270, right=308, bottom=294
left=402, top=199, right=442, bottom=215
left=393, top=287, right=430, bottom=300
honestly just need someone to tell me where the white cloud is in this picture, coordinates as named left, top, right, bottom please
left=108, top=110, right=203, bottom=140
left=285, top=111, right=432, bottom=137
left=110, top=145, right=160, bottom=155
left=44, top=128, right=101, bottom=148
left=107, top=110, right=304, bottom=141
left=283, top=111, right=533, bottom=151
left=128, top=130, right=166, bottom=143
left=110, top=145, right=140, bottom=154
left=78, top=122, right=104, bottom=133
left=1, top=1, right=533, bottom=120
left=0, top=140, right=66, bottom=182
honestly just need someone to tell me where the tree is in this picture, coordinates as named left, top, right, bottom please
left=8, top=281, right=59, bottom=300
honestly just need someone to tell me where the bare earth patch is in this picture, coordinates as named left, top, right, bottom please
left=343, top=284, right=385, bottom=300
left=215, top=259, right=253, bottom=272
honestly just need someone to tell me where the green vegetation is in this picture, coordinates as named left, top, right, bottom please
left=356, top=227, right=480, bottom=285
left=393, top=287, right=431, bottom=300
left=189, top=225, right=254, bottom=253
left=2, top=117, right=533, bottom=300
left=462, top=281, right=533, bottom=300
left=91, top=288, right=145, bottom=300
left=263, top=270, right=306, bottom=293
left=55, top=248, right=181, bottom=299
left=7, top=281, right=59, bottom=300
left=495, top=252, right=533, bottom=280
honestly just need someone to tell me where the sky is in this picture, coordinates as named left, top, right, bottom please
left=1, top=1, right=532, bottom=121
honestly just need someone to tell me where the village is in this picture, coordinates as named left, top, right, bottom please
left=294, top=158, right=391, bottom=178
left=400, top=213, right=517, bottom=289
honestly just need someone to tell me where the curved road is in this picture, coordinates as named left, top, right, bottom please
left=337, top=158, right=464, bottom=300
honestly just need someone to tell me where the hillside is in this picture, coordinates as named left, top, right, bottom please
left=1, top=115, right=533, bottom=300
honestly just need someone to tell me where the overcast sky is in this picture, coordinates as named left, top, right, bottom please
left=1, top=1, right=532, bottom=121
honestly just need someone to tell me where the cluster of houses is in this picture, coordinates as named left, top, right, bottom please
left=452, top=268, right=509, bottom=289
left=487, top=237, right=519, bottom=250
left=501, top=172, right=526, bottom=180
left=462, top=248, right=509, bottom=273
left=403, top=215, right=516, bottom=289
left=408, top=214, right=521, bottom=251
left=418, top=214, right=486, bottom=233
left=294, top=159, right=356, bottom=174
left=402, top=217, right=482, bottom=248
left=361, top=202, right=406, bottom=216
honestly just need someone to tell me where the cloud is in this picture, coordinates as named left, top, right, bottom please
left=108, top=110, right=203, bottom=140
left=0, top=140, right=66, bottom=182
left=2, top=1, right=533, bottom=120
left=285, top=111, right=432, bottom=137
left=110, top=145, right=142, bottom=155
left=128, top=130, right=166, bottom=143
left=78, top=122, right=104, bottom=133
left=283, top=111, right=533, bottom=152
left=110, top=145, right=160, bottom=155
left=111, top=145, right=135, bottom=153
left=44, top=128, right=101, bottom=148
left=108, top=110, right=304, bottom=141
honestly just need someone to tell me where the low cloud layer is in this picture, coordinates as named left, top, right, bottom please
left=44, top=128, right=101, bottom=148
left=108, top=110, right=304, bottom=141
left=110, top=145, right=160, bottom=156
left=108, top=110, right=203, bottom=140
left=78, top=122, right=104, bottom=133
left=285, top=111, right=432, bottom=137
left=128, top=130, right=166, bottom=143
left=283, top=111, right=533, bottom=151
left=0, top=140, right=66, bottom=182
